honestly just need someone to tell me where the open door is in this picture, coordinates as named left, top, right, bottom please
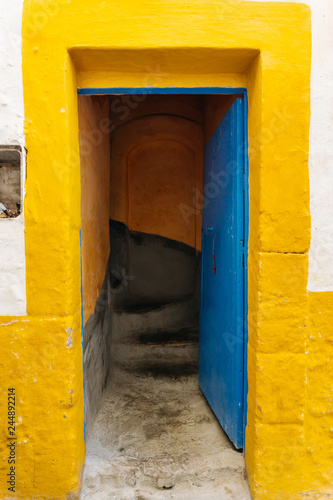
left=199, top=98, right=245, bottom=449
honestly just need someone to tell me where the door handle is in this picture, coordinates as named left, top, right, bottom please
left=206, top=226, right=214, bottom=234
left=212, top=233, right=216, bottom=274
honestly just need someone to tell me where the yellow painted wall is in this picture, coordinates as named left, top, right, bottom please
left=78, top=95, right=110, bottom=324
left=0, top=1, right=327, bottom=499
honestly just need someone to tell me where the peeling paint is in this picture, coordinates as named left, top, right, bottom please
left=66, top=328, right=73, bottom=348
left=0, top=319, right=18, bottom=326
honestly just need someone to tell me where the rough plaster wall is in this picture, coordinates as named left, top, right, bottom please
left=83, top=279, right=113, bottom=433
left=109, top=97, right=204, bottom=250
left=307, top=0, right=333, bottom=290
left=78, top=95, right=111, bottom=431
left=108, top=220, right=200, bottom=311
left=243, top=0, right=333, bottom=291
left=128, top=140, right=197, bottom=247
left=78, top=95, right=110, bottom=324
left=1, top=0, right=333, bottom=318
left=0, top=0, right=26, bottom=315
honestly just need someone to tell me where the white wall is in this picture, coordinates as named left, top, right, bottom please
left=0, top=0, right=332, bottom=316
left=307, top=0, right=333, bottom=291
left=0, top=0, right=26, bottom=315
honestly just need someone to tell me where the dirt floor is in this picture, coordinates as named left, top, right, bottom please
left=80, top=360, right=251, bottom=499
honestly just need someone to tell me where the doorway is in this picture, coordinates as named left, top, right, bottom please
left=78, top=89, right=249, bottom=499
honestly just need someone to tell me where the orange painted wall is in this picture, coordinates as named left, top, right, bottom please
left=204, top=95, right=241, bottom=143
left=108, top=94, right=237, bottom=251
left=77, top=93, right=239, bottom=322
left=109, top=95, right=205, bottom=250
left=78, top=96, right=110, bottom=324
left=77, top=93, right=240, bottom=322
left=128, top=139, right=197, bottom=246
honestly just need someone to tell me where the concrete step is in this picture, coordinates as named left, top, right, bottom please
left=136, top=326, right=199, bottom=346
left=110, top=342, right=199, bottom=377
left=81, top=450, right=249, bottom=499
left=111, top=297, right=199, bottom=343
left=110, top=321, right=200, bottom=376
left=81, top=368, right=251, bottom=500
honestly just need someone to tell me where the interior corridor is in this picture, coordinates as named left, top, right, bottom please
left=79, top=94, right=250, bottom=499
left=80, top=305, right=250, bottom=499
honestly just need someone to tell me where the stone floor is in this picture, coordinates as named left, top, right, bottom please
left=80, top=364, right=251, bottom=499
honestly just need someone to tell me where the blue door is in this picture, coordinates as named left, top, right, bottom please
left=199, top=98, right=245, bottom=449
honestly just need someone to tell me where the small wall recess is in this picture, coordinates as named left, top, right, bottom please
left=0, top=146, right=22, bottom=218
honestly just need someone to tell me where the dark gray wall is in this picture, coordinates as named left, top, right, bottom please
left=84, top=219, right=201, bottom=431
left=109, top=219, right=200, bottom=311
